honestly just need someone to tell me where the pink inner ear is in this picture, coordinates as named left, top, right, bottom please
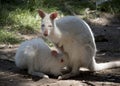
left=50, top=12, right=58, bottom=20
left=51, top=50, right=58, bottom=57
left=38, top=10, right=45, bottom=18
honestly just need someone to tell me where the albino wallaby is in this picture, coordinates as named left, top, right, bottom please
left=38, top=10, right=120, bottom=79
left=15, top=38, right=68, bottom=79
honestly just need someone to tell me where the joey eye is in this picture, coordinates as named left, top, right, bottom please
left=48, top=25, right=52, bottom=27
left=60, top=59, right=64, bottom=63
left=41, top=24, right=45, bottom=27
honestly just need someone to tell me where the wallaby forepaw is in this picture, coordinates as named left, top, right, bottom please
left=58, top=75, right=68, bottom=80
left=58, top=76, right=62, bottom=80
left=43, top=75, right=49, bottom=79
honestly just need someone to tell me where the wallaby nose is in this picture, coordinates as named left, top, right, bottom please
left=44, top=30, right=48, bottom=36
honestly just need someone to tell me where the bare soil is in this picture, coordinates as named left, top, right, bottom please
left=0, top=15, right=120, bottom=86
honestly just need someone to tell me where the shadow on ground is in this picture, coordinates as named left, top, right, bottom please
left=0, top=45, right=120, bottom=86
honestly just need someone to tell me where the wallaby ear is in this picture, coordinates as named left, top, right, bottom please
left=38, top=9, right=46, bottom=18
left=51, top=50, right=58, bottom=57
left=50, top=12, right=58, bottom=20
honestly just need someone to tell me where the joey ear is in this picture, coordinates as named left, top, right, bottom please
left=51, top=50, right=58, bottom=57
left=38, top=9, right=46, bottom=18
left=50, top=12, right=58, bottom=20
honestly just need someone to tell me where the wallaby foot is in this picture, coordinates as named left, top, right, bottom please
left=58, top=71, right=79, bottom=80
left=29, top=71, right=49, bottom=79
left=60, top=66, right=72, bottom=74
left=58, top=67, right=79, bottom=80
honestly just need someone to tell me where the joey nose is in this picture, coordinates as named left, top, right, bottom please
left=44, top=30, right=48, bottom=36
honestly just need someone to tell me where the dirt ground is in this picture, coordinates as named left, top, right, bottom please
left=0, top=15, right=120, bottom=86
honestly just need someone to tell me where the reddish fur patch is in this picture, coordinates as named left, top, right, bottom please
left=50, top=12, right=58, bottom=20
left=38, top=10, right=45, bottom=18
left=51, top=50, right=58, bottom=57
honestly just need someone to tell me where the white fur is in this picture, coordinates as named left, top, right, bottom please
left=15, top=38, right=68, bottom=78
left=39, top=11, right=120, bottom=79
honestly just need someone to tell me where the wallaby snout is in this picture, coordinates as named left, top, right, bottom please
left=43, top=30, right=48, bottom=36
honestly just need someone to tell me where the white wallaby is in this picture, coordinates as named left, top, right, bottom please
left=38, top=10, right=120, bottom=79
left=15, top=38, right=68, bottom=79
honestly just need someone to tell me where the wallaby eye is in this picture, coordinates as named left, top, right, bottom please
left=48, top=25, right=52, bottom=27
left=41, top=24, right=45, bottom=27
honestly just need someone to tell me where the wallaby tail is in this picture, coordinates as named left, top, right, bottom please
left=93, top=61, right=120, bottom=71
